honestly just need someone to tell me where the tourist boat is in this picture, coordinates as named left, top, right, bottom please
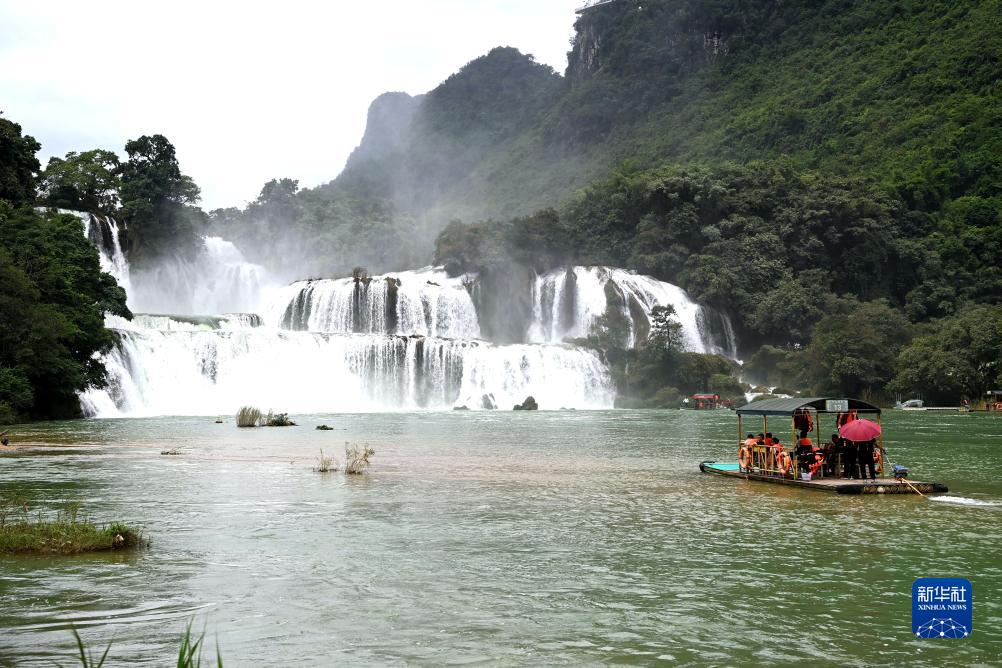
left=700, top=397, right=948, bottom=495
left=682, top=393, right=731, bottom=410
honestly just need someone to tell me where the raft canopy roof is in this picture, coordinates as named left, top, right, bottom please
left=736, top=397, right=881, bottom=416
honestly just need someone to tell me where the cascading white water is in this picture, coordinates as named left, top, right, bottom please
left=128, top=237, right=272, bottom=315
left=267, top=267, right=480, bottom=339
left=527, top=266, right=737, bottom=355
left=105, top=313, right=263, bottom=332
left=80, top=316, right=614, bottom=416
left=72, top=210, right=133, bottom=303
left=76, top=220, right=738, bottom=415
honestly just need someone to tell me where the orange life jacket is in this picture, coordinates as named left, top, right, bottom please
left=793, top=409, right=814, bottom=433
left=836, top=411, right=858, bottom=428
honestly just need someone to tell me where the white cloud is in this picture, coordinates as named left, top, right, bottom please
left=0, top=0, right=582, bottom=208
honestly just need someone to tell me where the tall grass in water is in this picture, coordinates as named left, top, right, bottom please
left=70, top=627, right=111, bottom=667
left=235, top=406, right=261, bottom=428
left=345, top=443, right=375, bottom=474
left=70, top=620, right=223, bottom=667
left=313, top=449, right=338, bottom=473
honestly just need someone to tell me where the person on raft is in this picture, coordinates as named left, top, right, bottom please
left=842, top=439, right=859, bottom=479
left=744, top=433, right=758, bottom=468
left=823, top=433, right=842, bottom=477
left=859, top=438, right=877, bottom=480
left=795, top=431, right=817, bottom=474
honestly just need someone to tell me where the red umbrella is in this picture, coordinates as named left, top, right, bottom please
left=839, top=418, right=881, bottom=441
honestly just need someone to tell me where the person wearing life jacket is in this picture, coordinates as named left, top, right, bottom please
left=739, top=433, right=756, bottom=471
left=764, top=432, right=775, bottom=446
left=754, top=433, right=766, bottom=468
left=795, top=431, right=815, bottom=474
left=836, top=410, right=858, bottom=429
left=773, top=437, right=791, bottom=475
left=793, top=409, right=813, bottom=435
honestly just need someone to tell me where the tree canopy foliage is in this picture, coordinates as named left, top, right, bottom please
left=38, top=149, right=121, bottom=214
left=0, top=203, right=130, bottom=422
left=118, top=134, right=203, bottom=262
left=0, top=114, right=131, bottom=423
left=0, top=116, right=40, bottom=206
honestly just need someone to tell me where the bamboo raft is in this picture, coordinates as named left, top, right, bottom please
left=699, top=461, right=948, bottom=495
left=699, top=397, right=949, bottom=496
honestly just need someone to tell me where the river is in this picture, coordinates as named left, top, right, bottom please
left=1, top=410, right=1000, bottom=665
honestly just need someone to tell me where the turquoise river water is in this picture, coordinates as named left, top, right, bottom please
left=1, top=410, right=1000, bottom=666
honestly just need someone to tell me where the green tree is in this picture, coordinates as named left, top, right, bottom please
left=748, top=273, right=836, bottom=346
left=0, top=203, right=131, bottom=422
left=0, top=115, right=41, bottom=205
left=804, top=299, right=912, bottom=398
left=118, top=134, right=201, bottom=260
left=38, top=149, right=121, bottom=214
left=889, top=305, right=1002, bottom=404
left=646, top=304, right=685, bottom=354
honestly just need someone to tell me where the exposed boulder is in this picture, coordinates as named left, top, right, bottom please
left=513, top=396, right=538, bottom=411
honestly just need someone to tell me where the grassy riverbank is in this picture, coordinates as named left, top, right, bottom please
left=0, top=501, right=143, bottom=555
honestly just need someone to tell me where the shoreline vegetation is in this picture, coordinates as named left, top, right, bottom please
left=0, top=499, right=143, bottom=555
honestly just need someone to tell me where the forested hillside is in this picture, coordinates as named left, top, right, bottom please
left=335, top=0, right=1000, bottom=221
left=199, top=0, right=1002, bottom=406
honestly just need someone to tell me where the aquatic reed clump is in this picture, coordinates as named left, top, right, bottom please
left=263, top=410, right=296, bottom=427
left=0, top=498, right=143, bottom=555
left=313, top=449, right=338, bottom=473
left=344, top=442, right=375, bottom=475
left=236, top=406, right=262, bottom=427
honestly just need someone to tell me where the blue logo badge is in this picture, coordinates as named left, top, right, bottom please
left=912, top=578, right=972, bottom=639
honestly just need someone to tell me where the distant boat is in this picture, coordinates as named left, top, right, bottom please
left=681, top=393, right=731, bottom=410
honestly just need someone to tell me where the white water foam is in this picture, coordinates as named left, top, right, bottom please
left=80, top=320, right=614, bottom=416
left=266, top=266, right=480, bottom=339
left=928, top=496, right=1002, bottom=507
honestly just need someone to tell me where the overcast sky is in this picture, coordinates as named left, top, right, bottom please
left=0, top=0, right=583, bottom=209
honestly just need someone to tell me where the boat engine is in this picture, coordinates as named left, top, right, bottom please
left=892, top=464, right=909, bottom=480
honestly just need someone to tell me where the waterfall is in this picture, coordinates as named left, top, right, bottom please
left=70, top=210, right=133, bottom=302
left=128, top=237, right=272, bottom=315
left=267, top=267, right=480, bottom=339
left=72, top=220, right=741, bottom=415
left=80, top=317, right=614, bottom=416
left=527, top=266, right=737, bottom=355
